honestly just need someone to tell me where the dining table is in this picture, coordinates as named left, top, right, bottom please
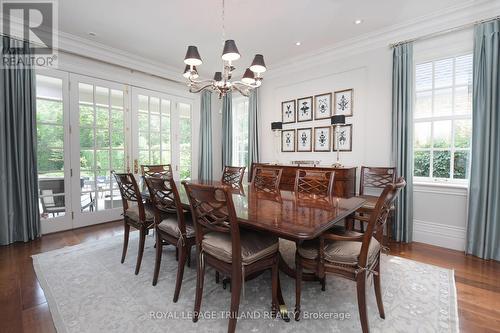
left=143, top=179, right=366, bottom=321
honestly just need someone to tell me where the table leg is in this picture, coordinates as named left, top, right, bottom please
left=276, top=270, right=290, bottom=322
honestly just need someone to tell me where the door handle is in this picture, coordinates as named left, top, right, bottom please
left=134, top=159, right=139, bottom=174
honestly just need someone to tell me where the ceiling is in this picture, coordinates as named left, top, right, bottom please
left=58, top=0, right=477, bottom=77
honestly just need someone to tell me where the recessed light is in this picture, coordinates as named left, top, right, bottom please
left=295, top=41, right=301, bottom=46
left=354, top=19, right=363, bottom=25
left=88, top=32, right=97, bottom=37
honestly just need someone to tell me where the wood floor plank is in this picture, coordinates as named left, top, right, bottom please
left=0, top=221, right=498, bottom=333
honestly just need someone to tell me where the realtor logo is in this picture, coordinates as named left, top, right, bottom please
left=1, top=0, right=58, bottom=67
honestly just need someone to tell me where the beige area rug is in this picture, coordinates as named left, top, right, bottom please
left=32, top=233, right=459, bottom=333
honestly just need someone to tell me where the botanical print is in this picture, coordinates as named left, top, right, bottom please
left=333, top=124, right=352, bottom=151
left=282, top=100, right=296, bottom=123
left=296, top=128, right=312, bottom=152
left=334, top=89, right=353, bottom=117
left=281, top=129, right=295, bottom=152
left=314, top=93, right=332, bottom=120
left=314, top=126, right=331, bottom=152
left=297, top=96, right=313, bottom=122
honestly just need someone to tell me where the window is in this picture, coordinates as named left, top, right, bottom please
left=232, top=97, right=249, bottom=168
left=413, top=54, right=472, bottom=183
left=178, top=102, right=192, bottom=180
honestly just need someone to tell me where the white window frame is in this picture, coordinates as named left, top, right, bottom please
left=413, top=53, right=472, bottom=185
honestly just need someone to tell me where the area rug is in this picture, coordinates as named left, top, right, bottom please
left=32, top=233, right=459, bottom=333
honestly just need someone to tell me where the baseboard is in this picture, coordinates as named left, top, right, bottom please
left=413, top=219, right=466, bottom=251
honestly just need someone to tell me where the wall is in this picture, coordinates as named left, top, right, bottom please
left=258, top=30, right=475, bottom=251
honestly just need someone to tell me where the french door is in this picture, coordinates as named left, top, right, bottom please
left=35, top=72, right=195, bottom=233
left=69, top=74, right=128, bottom=227
left=130, top=87, right=193, bottom=181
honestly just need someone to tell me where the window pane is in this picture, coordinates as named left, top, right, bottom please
left=415, top=91, right=432, bottom=118
left=161, top=150, right=171, bottom=164
left=37, top=99, right=63, bottom=124
left=433, top=88, right=452, bottom=116
left=111, top=90, right=123, bottom=109
left=37, top=124, right=64, bottom=148
left=139, top=150, right=149, bottom=165
left=150, top=133, right=160, bottom=150
left=455, top=54, right=473, bottom=86
left=414, top=151, right=430, bottom=177
left=179, top=103, right=192, bottom=179
left=79, top=105, right=94, bottom=127
left=434, top=58, right=453, bottom=88
left=151, top=150, right=161, bottom=164
left=36, top=75, right=62, bottom=100
left=454, top=86, right=472, bottom=115
left=111, top=150, right=125, bottom=170
left=414, top=122, right=431, bottom=148
left=416, top=62, right=432, bottom=91
left=79, top=83, right=93, bottom=104
left=138, top=95, right=148, bottom=112
left=150, top=114, right=160, bottom=132
left=37, top=148, right=64, bottom=172
left=138, top=131, right=149, bottom=149
left=96, top=107, right=109, bottom=128
left=80, top=128, right=94, bottom=148
left=111, top=110, right=124, bottom=130
left=150, top=97, right=160, bottom=113
left=454, top=120, right=472, bottom=148
left=433, top=120, right=451, bottom=148
left=96, top=150, right=110, bottom=170
left=454, top=150, right=469, bottom=179
left=161, top=99, right=171, bottom=114
left=138, top=113, right=149, bottom=132
left=96, top=129, right=110, bottom=148
left=95, top=86, right=109, bottom=106
left=433, top=151, right=451, bottom=178
left=80, top=150, right=94, bottom=169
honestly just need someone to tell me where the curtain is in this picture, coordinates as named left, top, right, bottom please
left=247, top=89, right=259, bottom=180
left=198, top=90, right=213, bottom=181
left=391, top=42, right=414, bottom=243
left=222, top=91, right=232, bottom=168
left=466, top=19, right=500, bottom=261
left=0, top=36, right=40, bottom=245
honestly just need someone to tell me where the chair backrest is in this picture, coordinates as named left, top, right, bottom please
left=221, top=166, right=246, bottom=186
left=251, top=167, right=282, bottom=194
left=183, top=182, right=242, bottom=265
left=112, top=171, right=146, bottom=220
left=294, top=169, right=335, bottom=198
left=145, top=176, right=187, bottom=234
left=141, top=164, right=173, bottom=178
left=359, top=177, right=406, bottom=267
left=38, top=178, right=65, bottom=210
left=359, top=166, right=397, bottom=195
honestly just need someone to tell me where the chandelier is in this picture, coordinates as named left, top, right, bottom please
left=182, top=0, right=266, bottom=98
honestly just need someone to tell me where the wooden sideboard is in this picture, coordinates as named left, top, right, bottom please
left=250, top=163, right=357, bottom=198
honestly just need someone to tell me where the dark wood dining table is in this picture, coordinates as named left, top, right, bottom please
left=144, top=179, right=366, bottom=320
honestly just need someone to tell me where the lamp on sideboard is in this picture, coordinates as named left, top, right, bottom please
left=271, top=122, right=283, bottom=132
left=331, top=115, right=346, bottom=168
left=271, top=122, right=283, bottom=164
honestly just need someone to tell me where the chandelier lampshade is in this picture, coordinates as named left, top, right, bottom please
left=250, top=54, right=266, bottom=73
left=221, top=40, right=240, bottom=61
left=213, top=71, right=223, bottom=82
left=242, top=68, right=256, bottom=84
left=184, top=46, right=202, bottom=66
left=183, top=65, right=198, bottom=79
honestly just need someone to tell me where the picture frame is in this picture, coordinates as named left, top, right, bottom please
left=281, top=129, right=296, bottom=152
left=313, top=126, right=331, bottom=152
left=334, top=89, right=353, bottom=117
left=281, top=100, right=296, bottom=123
left=296, top=127, right=312, bottom=152
left=314, top=93, right=332, bottom=120
left=333, top=124, right=353, bottom=152
left=297, top=96, right=313, bottom=122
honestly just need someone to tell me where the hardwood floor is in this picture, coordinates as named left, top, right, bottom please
left=1, top=221, right=499, bottom=333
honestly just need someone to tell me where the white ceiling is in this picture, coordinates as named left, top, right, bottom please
left=59, top=0, right=477, bottom=77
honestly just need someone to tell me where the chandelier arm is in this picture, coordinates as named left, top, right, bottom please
left=232, top=81, right=259, bottom=89
left=189, top=83, right=215, bottom=94
left=189, top=78, right=215, bottom=85
left=232, top=84, right=250, bottom=97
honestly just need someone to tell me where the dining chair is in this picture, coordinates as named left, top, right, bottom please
left=294, top=177, right=406, bottom=333
left=251, top=166, right=283, bottom=194
left=112, top=171, right=155, bottom=275
left=183, top=182, right=280, bottom=333
left=355, top=167, right=397, bottom=237
left=144, top=176, right=196, bottom=302
left=221, top=166, right=246, bottom=186
left=294, top=169, right=335, bottom=198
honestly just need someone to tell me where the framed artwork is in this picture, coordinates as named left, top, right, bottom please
left=296, top=128, right=312, bottom=152
left=297, top=96, right=313, bottom=122
left=334, top=89, right=353, bottom=117
left=333, top=124, right=353, bottom=151
left=281, top=100, right=296, bottom=123
left=314, top=126, right=331, bottom=152
left=281, top=129, right=296, bottom=152
left=314, top=93, right=332, bottom=120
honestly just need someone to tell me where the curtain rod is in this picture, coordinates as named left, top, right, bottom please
left=389, top=15, right=500, bottom=48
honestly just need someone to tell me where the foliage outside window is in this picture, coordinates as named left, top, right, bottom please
left=232, top=97, right=249, bottom=169
left=413, top=54, right=472, bottom=183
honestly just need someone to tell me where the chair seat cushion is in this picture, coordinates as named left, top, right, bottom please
left=202, top=230, right=278, bottom=265
left=125, top=203, right=155, bottom=222
left=158, top=214, right=195, bottom=238
left=298, top=234, right=380, bottom=266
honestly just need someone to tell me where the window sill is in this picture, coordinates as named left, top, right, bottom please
left=413, top=181, right=468, bottom=190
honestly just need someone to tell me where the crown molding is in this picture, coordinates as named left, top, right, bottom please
left=265, top=0, right=500, bottom=80
left=56, top=31, right=183, bottom=83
